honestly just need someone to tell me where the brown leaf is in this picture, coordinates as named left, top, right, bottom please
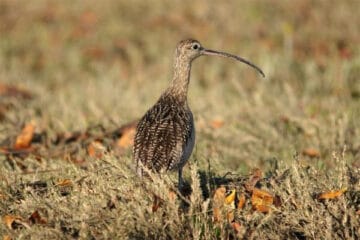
left=56, top=179, right=73, bottom=187
left=29, top=210, right=47, bottom=225
left=0, top=83, right=33, bottom=99
left=83, top=46, right=106, bottom=60
left=273, top=195, right=282, bottom=207
left=152, top=194, right=163, bottom=213
left=318, top=188, right=346, bottom=200
left=3, top=215, right=30, bottom=230
left=302, top=148, right=320, bottom=158
left=237, top=193, right=246, bottom=210
left=251, top=188, right=274, bottom=213
left=245, top=168, right=262, bottom=192
left=0, top=191, right=6, bottom=200
left=14, top=122, right=35, bottom=149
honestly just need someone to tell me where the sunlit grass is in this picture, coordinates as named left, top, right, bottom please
left=0, top=0, right=359, bottom=239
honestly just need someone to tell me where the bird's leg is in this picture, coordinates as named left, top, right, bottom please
left=178, top=168, right=184, bottom=190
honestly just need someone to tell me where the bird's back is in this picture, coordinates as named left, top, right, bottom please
left=133, top=94, right=194, bottom=175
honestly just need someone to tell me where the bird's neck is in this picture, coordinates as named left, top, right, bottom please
left=165, top=58, right=192, bottom=103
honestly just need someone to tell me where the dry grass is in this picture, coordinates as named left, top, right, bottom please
left=0, top=0, right=359, bottom=239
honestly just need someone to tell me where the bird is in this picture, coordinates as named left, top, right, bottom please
left=133, top=39, right=264, bottom=189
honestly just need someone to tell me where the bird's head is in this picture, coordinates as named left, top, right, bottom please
left=175, top=39, right=203, bottom=61
left=175, top=39, right=265, bottom=77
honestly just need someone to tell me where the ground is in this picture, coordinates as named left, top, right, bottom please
left=0, top=0, right=359, bottom=239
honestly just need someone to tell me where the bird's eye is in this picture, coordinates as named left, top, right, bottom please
left=192, top=43, right=200, bottom=50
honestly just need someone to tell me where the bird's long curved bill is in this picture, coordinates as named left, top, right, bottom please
left=202, top=48, right=265, bottom=77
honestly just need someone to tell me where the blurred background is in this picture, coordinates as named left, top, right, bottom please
left=0, top=0, right=359, bottom=173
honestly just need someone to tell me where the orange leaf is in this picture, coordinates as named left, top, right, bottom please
left=3, top=235, right=12, bottom=240
left=213, top=186, right=226, bottom=206
left=213, top=207, right=221, bottom=222
left=117, top=126, right=136, bottom=148
left=29, top=210, right=47, bottom=225
left=227, top=211, right=234, bottom=222
left=213, top=187, right=236, bottom=223
left=80, top=11, right=98, bottom=26
left=14, top=123, right=35, bottom=149
left=88, top=141, right=106, bottom=158
left=210, top=119, right=224, bottom=129
left=56, top=179, right=72, bottom=187
left=251, top=188, right=274, bottom=213
left=231, top=222, right=242, bottom=233
left=302, top=148, right=320, bottom=158
left=318, top=188, right=346, bottom=200
left=237, top=193, right=246, bottom=209
left=168, top=190, right=177, bottom=202
left=212, top=186, right=226, bottom=222
left=3, top=215, right=30, bottom=230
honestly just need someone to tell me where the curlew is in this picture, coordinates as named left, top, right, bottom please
left=133, top=39, right=264, bottom=189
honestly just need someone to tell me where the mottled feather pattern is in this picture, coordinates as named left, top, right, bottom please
left=134, top=94, right=194, bottom=175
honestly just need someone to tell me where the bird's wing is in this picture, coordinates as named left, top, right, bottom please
left=133, top=103, right=192, bottom=173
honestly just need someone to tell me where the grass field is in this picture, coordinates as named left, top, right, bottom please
left=0, top=0, right=359, bottom=239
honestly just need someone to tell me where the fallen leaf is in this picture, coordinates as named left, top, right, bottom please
left=168, top=190, right=177, bottom=202
left=356, top=209, right=360, bottom=215
left=302, top=148, right=320, bottom=158
left=0, top=192, right=6, bottom=200
left=213, top=187, right=237, bottom=223
left=231, top=222, right=242, bottom=233
left=3, top=235, right=11, bottom=240
left=237, top=193, right=246, bottom=209
left=273, top=195, right=282, bottom=207
left=225, top=189, right=236, bottom=205
left=14, top=122, right=35, bottom=149
left=251, top=188, right=274, bottom=213
left=79, top=11, right=98, bottom=26
left=3, top=215, right=30, bottom=230
left=227, top=211, right=234, bottom=223
left=212, top=186, right=226, bottom=222
left=83, top=45, right=106, bottom=60
left=318, top=188, right=347, bottom=200
left=213, top=207, right=221, bottom=223
left=0, top=83, right=33, bottom=99
left=29, top=210, right=47, bottom=225
left=245, top=168, right=262, bottom=192
left=117, top=125, right=136, bottom=148
left=87, top=141, right=106, bottom=158
left=210, top=119, right=224, bottom=129
left=152, top=194, right=163, bottom=213
left=56, top=179, right=73, bottom=187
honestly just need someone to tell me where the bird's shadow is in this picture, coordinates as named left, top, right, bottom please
left=179, top=170, right=249, bottom=205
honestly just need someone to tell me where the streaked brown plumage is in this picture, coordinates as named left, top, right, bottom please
left=133, top=39, right=264, bottom=188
